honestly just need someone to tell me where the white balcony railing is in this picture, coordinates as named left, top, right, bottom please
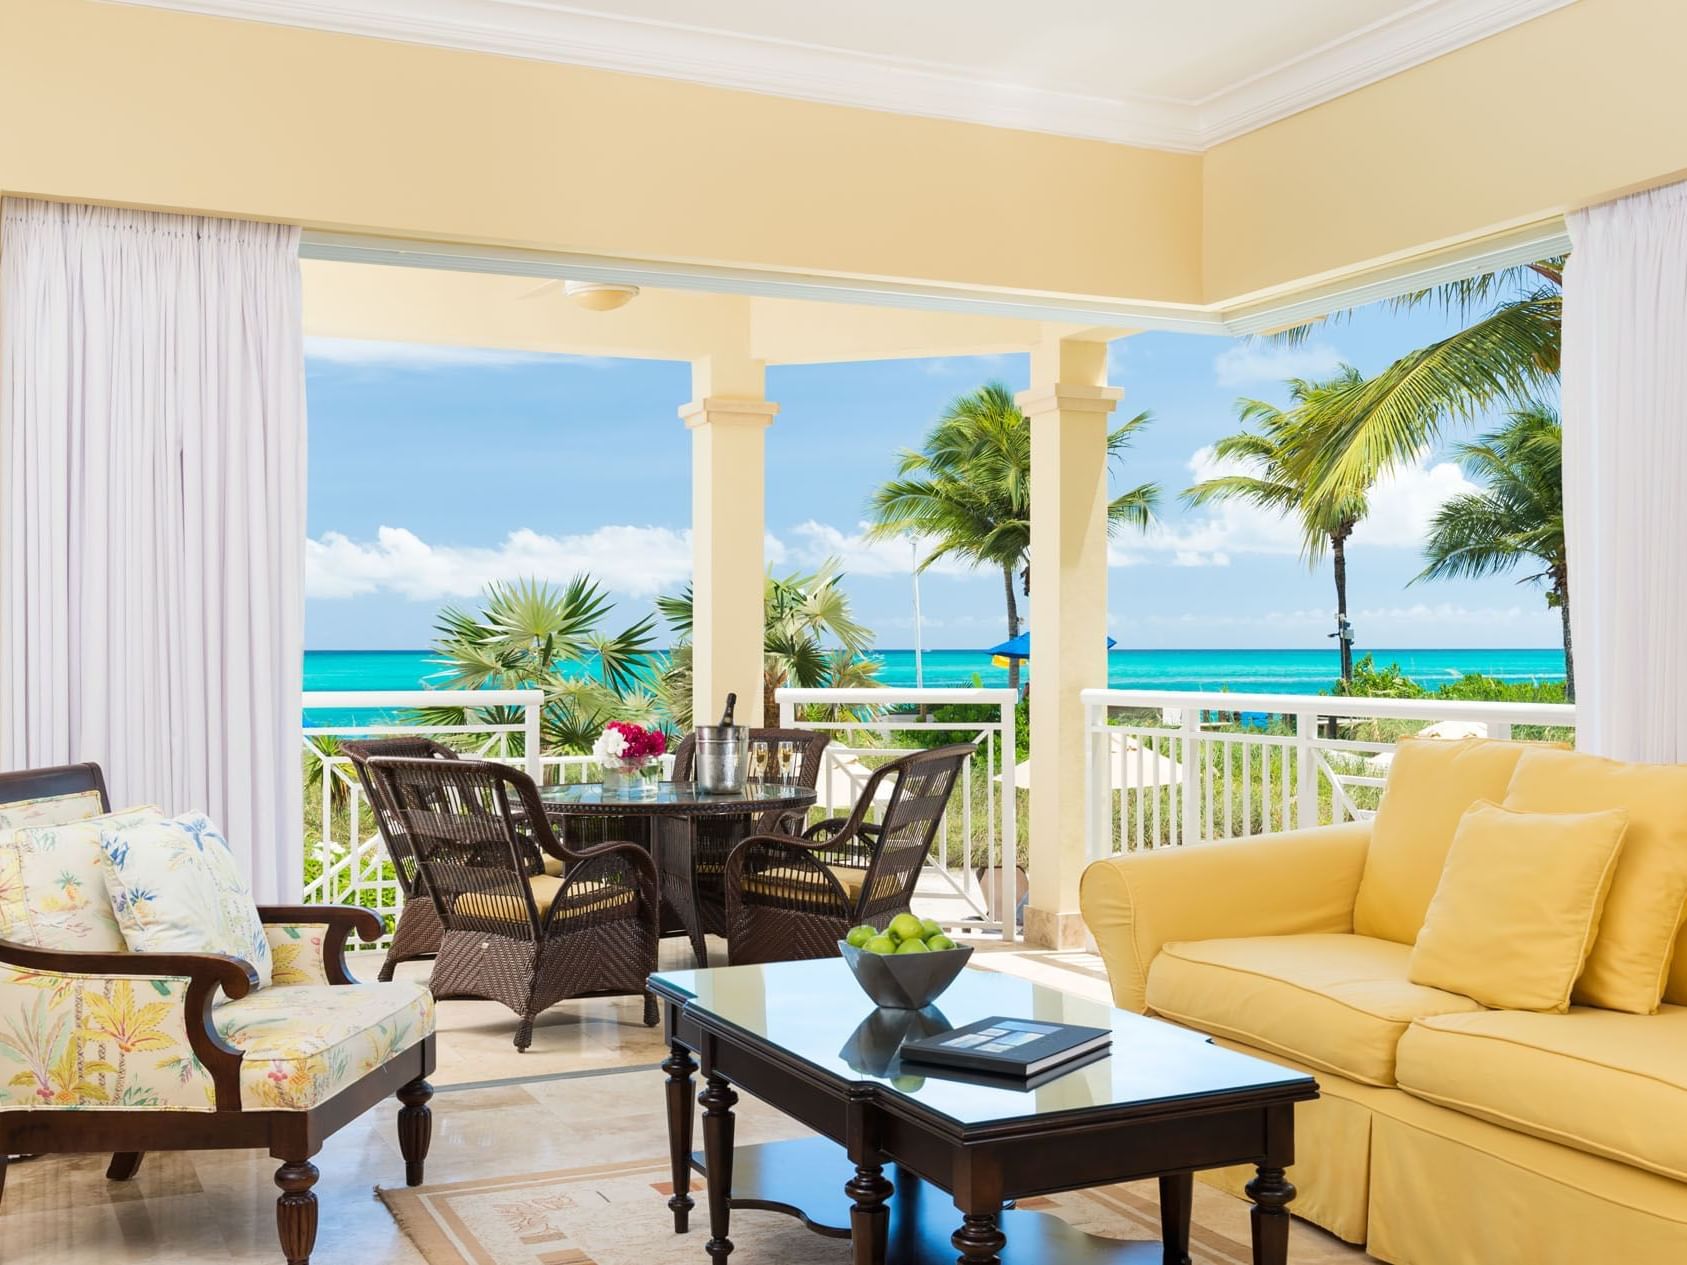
left=1084, top=688, right=1576, bottom=861
left=777, top=686, right=1019, bottom=942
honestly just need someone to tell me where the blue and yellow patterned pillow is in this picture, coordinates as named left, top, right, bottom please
left=97, top=813, right=273, bottom=989
left=0, top=805, right=163, bottom=950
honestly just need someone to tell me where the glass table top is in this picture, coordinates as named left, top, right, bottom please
left=651, top=959, right=1315, bottom=1128
left=537, top=780, right=817, bottom=813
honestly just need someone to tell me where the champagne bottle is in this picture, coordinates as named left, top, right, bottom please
left=720, top=692, right=737, bottom=728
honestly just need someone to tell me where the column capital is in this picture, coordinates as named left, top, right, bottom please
left=1015, top=382, right=1124, bottom=417
left=679, top=397, right=780, bottom=430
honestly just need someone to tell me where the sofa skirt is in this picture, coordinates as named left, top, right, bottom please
left=1366, top=1091, right=1687, bottom=1265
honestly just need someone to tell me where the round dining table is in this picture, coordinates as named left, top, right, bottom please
left=538, top=780, right=818, bottom=967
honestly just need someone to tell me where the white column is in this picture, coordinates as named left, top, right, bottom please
left=1019, top=336, right=1120, bottom=948
left=683, top=352, right=776, bottom=728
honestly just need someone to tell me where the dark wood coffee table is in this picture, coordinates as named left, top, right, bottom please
left=651, top=960, right=1318, bottom=1265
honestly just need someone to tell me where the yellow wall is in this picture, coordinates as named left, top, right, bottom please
left=1204, top=0, right=1687, bottom=301
left=8, top=0, right=1687, bottom=326
left=0, top=0, right=1200, bottom=304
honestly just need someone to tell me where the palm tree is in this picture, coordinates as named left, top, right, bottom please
left=1294, top=261, right=1562, bottom=503
left=1185, top=368, right=1376, bottom=682
left=413, top=576, right=661, bottom=754
left=1416, top=402, right=1572, bottom=699
left=654, top=560, right=881, bottom=728
left=864, top=381, right=1160, bottom=694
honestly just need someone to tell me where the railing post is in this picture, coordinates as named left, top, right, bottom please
left=1295, top=709, right=1319, bottom=829
left=1001, top=694, right=1018, bottom=943
left=1084, top=694, right=1108, bottom=863
left=779, top=692, right=795, bottom=727
left=1180, top=708, right=1201, bottom=845
left=523, top=692, right=543, bottom=785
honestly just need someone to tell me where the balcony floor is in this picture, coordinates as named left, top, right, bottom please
left=0, top=937, right=1366, bottom=1264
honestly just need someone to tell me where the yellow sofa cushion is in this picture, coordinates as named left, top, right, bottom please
left=1144, top=933, right=1482, bottom=1087
left=0, top=804, right=164, bottom=951
left=1396, top=1004, right=1687, bottom=1183
left=1503, top=747, right=1687, bottom=1014
left=452, top=874, right=633, bottom=924
left=215, top=980, right=434, bottom=1110
left=1408, top=801, right=1628, bottom=1012
left=1353, top=738, right=1537, bottom=944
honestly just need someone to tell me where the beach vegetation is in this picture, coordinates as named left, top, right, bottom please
left=863, top=381, right=1159, bottom=695
left=654, top=559, right=881, bottom=729
left=1415, top=402, right=1573, bottom=699
left=1186, top=367, right=1378, bottom=682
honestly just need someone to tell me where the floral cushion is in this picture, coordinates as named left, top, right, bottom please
left=0, top=805, right=164, bottom=951
left=98, top=813, right=273, bottom=989
left=0, top=963, right=218, bottom=1110
left=0, top=789, right=105, bottom=832
left=0, top=968, right=434, bottom=1113
left=214, top=981, right=434, bottom=1109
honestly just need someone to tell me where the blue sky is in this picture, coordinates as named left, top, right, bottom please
left=304, top=298, right=1561, bottom=653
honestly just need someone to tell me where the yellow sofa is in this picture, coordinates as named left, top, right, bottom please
left=1080, top=814, right=1687, bottom=1264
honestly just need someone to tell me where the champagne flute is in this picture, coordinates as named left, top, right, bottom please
left=749, top=743, right=770, bottom=784
left=776, top=741, right=797, bottom=784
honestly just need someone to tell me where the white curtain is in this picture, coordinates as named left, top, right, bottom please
left=1563, top=181, right=1687, bottom=763
left=0, top=198, right=305, bottom=901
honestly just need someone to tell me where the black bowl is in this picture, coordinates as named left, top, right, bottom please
left=838, top=939, right=973, bottom=1009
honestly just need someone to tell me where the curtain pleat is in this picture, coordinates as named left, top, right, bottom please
left=0, top=198, right=305, bottom=901
left=1563, top=182, right=1687, bottom=763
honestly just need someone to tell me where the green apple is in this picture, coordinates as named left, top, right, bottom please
left=845, top=924, right=876, bottom=949
left=926, top=935, right=957, bottom=952
left=888, top=912, right=925, bottom=943
left=863, top=935, right=898, bottom=956
left=919, top=918, right=944, bottom=940
left=894, top=937, right=930, bottom=954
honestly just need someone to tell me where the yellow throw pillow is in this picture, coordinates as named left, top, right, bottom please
left=1408, top=801, right=1628, bottom=1012
left=1354, top=738, right=1539, bottom=944
left=1504, top=747, right=1687, bottom=1013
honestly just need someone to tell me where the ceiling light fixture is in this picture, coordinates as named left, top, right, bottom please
left=563, top=280, right=639, bottom=311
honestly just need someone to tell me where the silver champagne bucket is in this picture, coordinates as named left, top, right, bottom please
left=693, top=725, right=749, bottom=794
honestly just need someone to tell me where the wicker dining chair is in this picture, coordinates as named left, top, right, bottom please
left=363, top=756, right=661, bottom=1050
left=723, top=742, right=977, bottom=965
left=669, top=726, right=831, bottom=936
left=339, top=736, right=463, bottom=982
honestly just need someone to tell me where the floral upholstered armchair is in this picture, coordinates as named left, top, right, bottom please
left=0, top=763, right=437, bottom=1265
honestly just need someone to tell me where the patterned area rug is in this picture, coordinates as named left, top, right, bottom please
left=378, top=1154, right=1366, bottom=1265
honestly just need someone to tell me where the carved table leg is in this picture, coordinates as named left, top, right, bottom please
left=846, top=1161, right=893, bottom=1265
left=1159, top=1171, right=1193, bottom=1265
left=106, top=1152, right=145, bottom=1182
left=1245, top=1165, right=1296, bottom=1265
left=0, top=1152, right=8, bottom=1204
left=664, top=1042, right=698, bottom=1232
left=951, top=1210, right=1006, bottom=1265
left=700, top=1074, right=738, bottom=1263
left=274, top=1158, right=320, bottom=1265
left=397, top=1077, right=434, bottom=1187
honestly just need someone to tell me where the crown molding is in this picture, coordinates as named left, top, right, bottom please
left=300, top=214, right=1569, bottom=341
left=109, top=0, right=1577, bottom=153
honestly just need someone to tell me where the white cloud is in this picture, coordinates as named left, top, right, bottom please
left=1128, top=445, right=1477, bottom=567
left=304, top=337, right=608, bottom=371
left=783, top=521, right=976, bottom=577
left=1212, top=341, right=1343, bottom=387
left=306, top=524, right=692, bottom=600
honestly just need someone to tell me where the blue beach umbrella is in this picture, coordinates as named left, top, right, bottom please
left=985, top=632, right=1116, bottom=667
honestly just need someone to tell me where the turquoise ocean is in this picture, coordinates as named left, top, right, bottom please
left=303, top=647, right=1566, bottom=726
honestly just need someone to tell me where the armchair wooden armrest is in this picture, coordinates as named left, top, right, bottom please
left=0, top=935, right=252, bottom=1109
left=258, top=903, right=382, bottom=987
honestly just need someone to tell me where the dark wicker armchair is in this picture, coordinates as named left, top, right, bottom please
left=723, top=743, right=976, bottom=965
left=669, top=726, right=831, bottom=936
left=339, top=736, right=462, bottom=981
left=363, top=756, right=661, bottom=1050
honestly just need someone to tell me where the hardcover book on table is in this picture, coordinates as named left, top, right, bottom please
left=899, top=1016, right=1112, bottom=1078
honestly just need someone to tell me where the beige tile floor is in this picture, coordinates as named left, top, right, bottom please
left=0, top=935, right=1165, bottom=1265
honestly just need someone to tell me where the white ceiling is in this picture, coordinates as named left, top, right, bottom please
left=116, top=0, right=1578, bottom=151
